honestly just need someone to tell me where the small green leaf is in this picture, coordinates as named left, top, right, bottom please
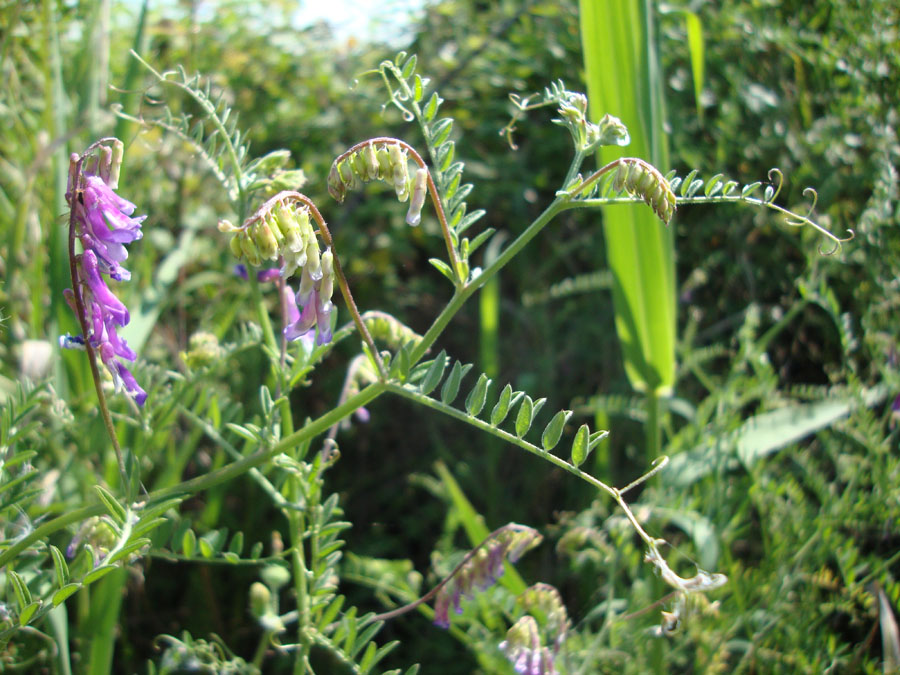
left=8, top=570, right=31, bottom=608
left=440, top=361, right=464, bottom=405
left=52, top=583, right=81, bottom=607
left=490, top=384, right=513, bottom=426
left=571, top=424, right=591, bottom=466
left=182, top=529, right=197, bottom=558
left=19, top=600, right=42, bottom=626
left=413, top=74, right=424, bottom=101
left=401, top=54, right=417, bottom=79
left=541, top=410, right=572, bottom=451
left=250, top=542, right=264, bottom=560
left=428, top=258, right=456, bottom=282
left=464, top=373, right=491, bottom=417
left=466, top=227, right=494, bottom=255
left=680, top=169, right=699, bottom=196
left=389, top=341, right=414, bottom=382
left=438, top=141, right=455, bottom=172
left=226, top=423, right=260, bottom=443
left=94, top=485, right=127, bottom=527
left=229, top=531, right=245, bottom=556
left=515, top=396, right=534, bottom=438
left=318, top=595, right=345, bottom=631
left=741, top=181, right=762, bottom=198
left=431, top=118, right=453, bottom=146
left=83, top=565, right=117, bottom=585
left=107, top=538, right=151, bottom=565
left=420, top=350, right=448, bottom=395
left=704, top=173, right=724, bottom=197
left=423, top=93, right=442, bottom=122
left=49, top=545, right=69, bottom=587
left=588, top=429, right=609, bottom=452
left=198, top=538, right=214, bottom=559
left=359, top=641, right=378, bottom=673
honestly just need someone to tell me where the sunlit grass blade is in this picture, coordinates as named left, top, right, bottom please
left=579, top=0, right=675, bottom=457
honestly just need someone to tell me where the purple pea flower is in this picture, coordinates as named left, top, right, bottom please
left=60, top=144, right=147, bottom=406
left=283, top=250, right=335, bottom=345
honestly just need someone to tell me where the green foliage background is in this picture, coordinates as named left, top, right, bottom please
left=1, top=0, right=898, bottom=672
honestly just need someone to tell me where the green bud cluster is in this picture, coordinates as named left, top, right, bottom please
left=327, top=140, right=419, bottom=214
left=224, top=200, right=320, bottom=277
left=611, top=158, right=677, bottom=225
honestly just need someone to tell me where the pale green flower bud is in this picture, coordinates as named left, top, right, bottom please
left=319, top=248, right=334, bottom=302
left=363, top=141, right=379, bottom=181
left=305, top=238, right=321, bottom=280
left=349, top=151, right=368, bottom=184
left=265, top=214, right=284, bottom=248
left=275, top=202, right=305, bottom=253
left=390, top=144, right=410, bottom=202
left=328, top=162, right=346, bottom=202
left=338, top=159, right=361, bottom=191
left=376, top=147, right=392, bottom=181
left=252, top=220, right=278, bottom=260
left=108, top=139, right=124, bottom=189
left=261, top=564, right=291, bottom=590
left=249, top=582, right=270, bottom=619
left=406, top=167, right=428, bottom=226
left=230, top=233, right=244, bottom=259
left=239, top=231, right=262, bottom=266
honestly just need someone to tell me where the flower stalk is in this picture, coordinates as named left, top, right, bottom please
left=62, top=138, right=147, bottom=496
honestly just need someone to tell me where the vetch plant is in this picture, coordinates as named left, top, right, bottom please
left=0, top=49, right=853, bottom=673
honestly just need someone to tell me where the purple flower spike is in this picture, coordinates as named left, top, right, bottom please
left=61, top=143, right=147, bottom=406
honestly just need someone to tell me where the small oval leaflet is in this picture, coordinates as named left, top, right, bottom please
left=18, top=600, right=42, bottom=627
left=465, top=373, right=491, bottom=417
left=440, top=361, right=464, bottom=405
left=515, top=395, right=534, bottom=438
left=541, top=409, right=572, bottom=451
left=491, top=384, right=513, bottom=426
left=52, top=583, right=81, bottom=607
left=570, top=424, right=590, bottom=467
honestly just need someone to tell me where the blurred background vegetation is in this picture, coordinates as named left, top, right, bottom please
left=1, top=0, right=899, bottom=672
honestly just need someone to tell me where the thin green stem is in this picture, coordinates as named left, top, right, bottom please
left=409, top=198, right=565, bottom=364
left=645, top=390, right=661, bottom=459
left=130, top=50, right=246, bottom=205
left=384, top=381, right=667, bottom=553
left=288, top=506, right=311, bottom=674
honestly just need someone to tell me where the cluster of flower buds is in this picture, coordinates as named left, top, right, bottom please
left=60, top=140, right=147, bottom=405
left=432, top=524, right=542, bottom=629
left=499, top=615, right=558, bottom=675
left=327, top=140, right=429, bottom=226
left=611, top=157, right=677, bottom=225
left=221, top=194, right=336, bottom=345
left=555, top=89, right=631, bottom=152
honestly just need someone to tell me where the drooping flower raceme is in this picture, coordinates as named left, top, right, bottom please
left=222, top=193, right=337, bottom=346
left=431, top=524, right=542, bottom=630
left=60, top=141, right=147, bottom=405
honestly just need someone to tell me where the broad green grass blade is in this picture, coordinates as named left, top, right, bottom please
left=579, top=1, right=675, bottom=401
left=684, top=11, right=705, bottom=121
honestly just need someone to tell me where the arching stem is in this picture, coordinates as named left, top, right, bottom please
left=333, top=137, right=464, bottom=285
